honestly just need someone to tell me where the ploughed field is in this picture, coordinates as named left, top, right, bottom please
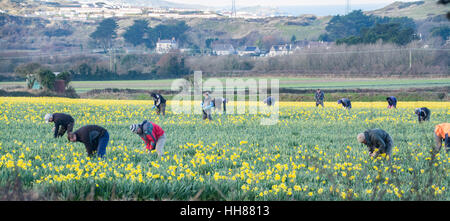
left=0, top=97, right=449, bottom=200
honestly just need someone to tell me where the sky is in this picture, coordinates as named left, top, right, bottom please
left=165, top=0, right=415, bottom=7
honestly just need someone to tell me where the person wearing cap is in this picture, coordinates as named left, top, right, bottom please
left=151, top=93, right=167, bottom=116
left=202, top=92, right=213, bottom=120
left=415, top=107, right=431, bottom=122
left=434, top=123, right=450, bottom=153
left=386, top=96, right=397, bottom=109
left=130, top=120, right=166, bottom=156
left=315, top=89, right=325, bottom=107
left=68, top=125, right=109, bottom=158
left=357, top=129, right=393, bottom=158
left=337, top=98, right=352, bottom=110
left=263, top=96, right=275, bottom=106
left=44, top=113, right=75, bottom=139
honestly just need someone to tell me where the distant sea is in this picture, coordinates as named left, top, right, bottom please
left=277, top=4, right=388, bottom=16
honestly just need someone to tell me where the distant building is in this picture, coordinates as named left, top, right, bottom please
left=268, top=44, right=293, bottom=57
left=156, top=37, right=178, bottom=54
left=212, top=44, right=235, bottom=56
left=238, top=46, right=260, bottom=56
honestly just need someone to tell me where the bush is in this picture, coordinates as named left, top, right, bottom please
left=37, top=69, right=56, bottom=90
left=56, top=71, right=72, bottom=87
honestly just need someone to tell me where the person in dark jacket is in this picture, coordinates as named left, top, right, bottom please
left=386, top=96, right=397, bottom=109
left=357, top=129, right=393, bottom=158
left=44, top=113, right=75, bottom=139
left=263, top=96, right=275, bottom=106
left=315, top=89, right=325, bottom=107
left=68, top=125, right=109, bottom=158
left=337, top=98, right=352, bottom=110
left=151, top=93, right=166, bottom=116
left=414, top=107, right=431, bottom=122
left=130, top=120, right=166, bottom=156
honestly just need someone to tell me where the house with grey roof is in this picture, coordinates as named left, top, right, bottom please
left=212, top=43, right=235, bottom=55
left=237, top=46, right=260, bottom=56
left=156, top=37, right=178, bottom=54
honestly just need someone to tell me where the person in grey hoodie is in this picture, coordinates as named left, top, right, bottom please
left=357, top=128, right=393, bottom=158
left=202, top=92, right=213, bottom=120
left=212, top=97, right=228, bottom=114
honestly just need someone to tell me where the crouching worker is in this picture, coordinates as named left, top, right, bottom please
left=44, top=113, right=75, bottom=139
left=357, top=129, right=393, bottom=159
left=151, top=93, right=166, bottom=116
left=263, top=96, right=275, bottom=106
left=386, top=96, right=397, bottom=109
left=434, top=123, right=450, bottom=153
left=68, top=125, right=109, bottom=158
left=130, top=120, right=166, bottom=156
left=337, top=98, right=352, bottom=110
left=415, top=107, right=431, bottom=122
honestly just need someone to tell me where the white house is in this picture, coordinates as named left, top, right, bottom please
left=238, top=46, right=260, bottom=56
left=156, top=37, right=178, bottom=54
left=212, top=44, right=235, bottom=56
left=268, top=44, right=293, bottom=57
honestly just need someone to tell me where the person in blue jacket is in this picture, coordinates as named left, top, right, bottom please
left=337, top=98, right=352, bottom=110
left=386, top=96, right=397, bottom=109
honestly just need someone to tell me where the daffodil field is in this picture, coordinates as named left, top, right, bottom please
left=0, top=97, right=449, bottom=200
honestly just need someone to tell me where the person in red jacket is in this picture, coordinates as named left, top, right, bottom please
left=130, top=120, right=166, bottom=156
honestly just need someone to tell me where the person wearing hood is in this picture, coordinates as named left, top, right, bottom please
left=315, top=89, right=325, bottom=107
left=151, top=93, right=167, bottom=116
left=44, top=113, right=75, bottom=139
left=212, top=97, right=228, bottom=114
left=337, top=98, right=352, bottom=110
left=202, top=92, right=213, bottom=120
left=263, top=96, right=275, bottom=106
left=434, top=123, right=450, bottom=153
left=357, top=129, right=393, bottom=159
left=386, top=96, right=397, bottom=109
left=414, top=107, right=431, bottom=122
left=130, top=120, right=166, bottom=156
left=68, top=125, right=109, bottom=158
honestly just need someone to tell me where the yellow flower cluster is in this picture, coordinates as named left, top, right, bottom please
left=0, top=97, right=448, bottom=200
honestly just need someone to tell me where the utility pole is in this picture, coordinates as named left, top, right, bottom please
left=231, top=0, right=236, bottom=17
left=409, top=48, right=412, bottom=70
left=345, top=0, right=351, bottom=15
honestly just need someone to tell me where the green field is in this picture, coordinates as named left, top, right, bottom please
left=1, top=77, right=449, bottom=93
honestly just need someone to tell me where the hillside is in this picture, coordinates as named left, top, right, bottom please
left=367, top=0, right=448, bottom=20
